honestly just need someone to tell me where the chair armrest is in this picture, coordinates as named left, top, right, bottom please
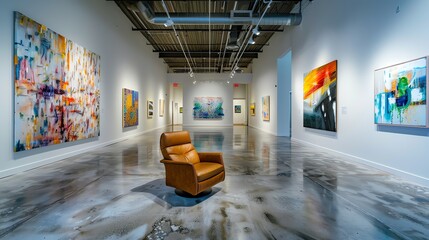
left=161, top=159, right=197, bottom=182
left=161, top=159, right=193, bottom=166
left=198, top=152, right=224, bottom=165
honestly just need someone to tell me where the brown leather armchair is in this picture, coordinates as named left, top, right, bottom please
left=160, top=131, right=225, bottom=196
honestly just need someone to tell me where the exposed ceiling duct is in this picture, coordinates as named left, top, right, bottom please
left=118, top=0, right=302, bottom=73
left=131, top=1, right=302, bottom=26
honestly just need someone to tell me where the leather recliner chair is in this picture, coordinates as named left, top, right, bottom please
left=160, top=131, right=225, bottom=196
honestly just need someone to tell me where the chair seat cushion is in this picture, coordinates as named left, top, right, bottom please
left=194, top=162, right=224, bottom=182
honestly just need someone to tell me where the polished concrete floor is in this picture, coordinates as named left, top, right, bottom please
left=1, top=126, right=428, bottom=239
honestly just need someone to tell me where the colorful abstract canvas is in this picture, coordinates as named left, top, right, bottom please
left=14, top=12, right=101, bottom=152
left=147, top=100, right=154, bottom=118
left=122, top=88, right=138, bottom=127
left=235, top=105, right=241, bottom=113
left=159, top=99, right=165, bottom=117
left=193, top=97, right=224, bottom=119
left=303, top=60, right=337, bottom=132
left=250, top=103, right=255, bottom=116
left=374, top=57, right=428, bottom=127
left=262, top=96, right=270, bottom=121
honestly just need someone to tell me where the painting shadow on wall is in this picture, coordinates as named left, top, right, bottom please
left=122, top=126, right=137, bottom=133
left=13, top=137, right=99, bottom=160
left=376, top=125, right=429, bottom=137
left=304, top=127, right=337, bottom=139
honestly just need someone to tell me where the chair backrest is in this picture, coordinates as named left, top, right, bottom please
left=160, top=131, right=200, bottom=164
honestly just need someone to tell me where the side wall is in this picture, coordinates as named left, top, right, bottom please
left=251, top=0, right=429, bottom=185
left=0, top=0, right=168, bottom=177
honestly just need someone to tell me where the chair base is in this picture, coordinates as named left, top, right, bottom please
left=175, top=188, right=212, bottom=198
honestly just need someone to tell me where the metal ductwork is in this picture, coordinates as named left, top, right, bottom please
left=132, top=1, right=302, bottom=26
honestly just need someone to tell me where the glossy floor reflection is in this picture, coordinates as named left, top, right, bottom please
left=1, top=126, right=428, bottom=239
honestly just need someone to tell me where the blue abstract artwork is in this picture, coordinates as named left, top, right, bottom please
left=374, top=57, right=427, bottom=127
left=193, top=97, right=224, bottom=119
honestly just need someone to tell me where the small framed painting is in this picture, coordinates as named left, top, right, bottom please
left=147, top=100, right=154, bottom=118
left=234, top=105, right=241, bottom=113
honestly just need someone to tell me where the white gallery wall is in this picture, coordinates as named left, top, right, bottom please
left=0, top=0, right=168, bottom=177
left=251, top=0, right=429, bottom=185
left=168, top=73, right=251, bottom=126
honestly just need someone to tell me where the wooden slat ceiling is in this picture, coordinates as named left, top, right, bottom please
left=115, top=0, right=301, bottom=73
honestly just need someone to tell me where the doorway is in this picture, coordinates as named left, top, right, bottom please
left=233, top=84, right=248, bottom=125
left=171, top=82, right=183, bottom=126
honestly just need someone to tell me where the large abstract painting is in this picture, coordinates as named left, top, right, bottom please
left=262, top=96, right=270, bottom=121
left=193, top=97, right=224, bottom=119
left=303, top=60, right=337, bottom=132
left=122, top=88, right=138, bottom=127
left=374, top=57, right=428, bottom=127
left=14, top=12, right=101, bottom=152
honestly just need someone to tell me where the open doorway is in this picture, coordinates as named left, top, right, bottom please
left=171, top=82, right=183, bottom=126
left=233, top=83, right=247, bottom=125
left=277, top=51, right=292, bottom=137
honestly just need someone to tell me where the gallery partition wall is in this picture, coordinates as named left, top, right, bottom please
left=0, top=0, right=168, bottom=178
left=277, top=51, right=292, bottom=137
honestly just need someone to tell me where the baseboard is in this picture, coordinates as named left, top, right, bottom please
left=182, top=124, right=234, bottom=127
left=248, top=124, right=277, bottom=136
left=0, top=125, right=168, bottom=179
left=291, top=137, right=429, bottom=188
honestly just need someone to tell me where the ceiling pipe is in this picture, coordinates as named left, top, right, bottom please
left=132, top=1, right=302, bottom=26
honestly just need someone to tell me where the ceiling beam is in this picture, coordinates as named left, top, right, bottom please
left=148, top=43, right=269, bottom=47
left=159, top=52, right=258, bottom=58
left=154, top=50, right=262, bottom=53
left=112, top=0, right=300, bottom=2
left=133, top=28, right=283, bottom=33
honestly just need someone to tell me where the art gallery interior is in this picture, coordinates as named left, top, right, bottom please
left=1, top=0, right=429, bottom=239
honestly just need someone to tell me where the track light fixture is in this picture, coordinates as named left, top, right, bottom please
left=164, top=19, right=174, bottom=27
left=248, top=35, right=255, bottom=45
left=252, top=27, right=260, bottom=36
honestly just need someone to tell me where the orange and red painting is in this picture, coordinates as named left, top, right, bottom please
left=14, top=12, right=101, bottom=152
left=303, top=60, right=337, bottom=132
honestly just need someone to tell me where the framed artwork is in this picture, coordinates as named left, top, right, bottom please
left=14, top=12, right=101, bottom=152
left=234, top=105, right=241, bottom=113
left=374, top=57, right=428, bottom=127
left=179, top=107, right=183, bottom=113
left=303, top=60, right=337, bottom=132
left=262, top=96, right=270, bottom=121
left=147, top=100, right=154, bottom=118
left=193, top=97, right=224, bottom=119
left=122, top=88, right=138, bottom=127
left=250, top=103, right=255, bottom=116
left=159, top=99, right=165, bottom=117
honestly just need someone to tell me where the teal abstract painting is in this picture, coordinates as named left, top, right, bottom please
left=374, top=57, right=428, bottom=127
left=193, top=97, right=224, bottom=119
